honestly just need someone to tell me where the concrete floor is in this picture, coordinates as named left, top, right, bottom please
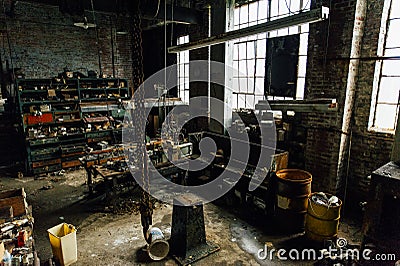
left=0, top=168, right=364, bottom=266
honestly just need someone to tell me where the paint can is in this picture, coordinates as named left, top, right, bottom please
left=146, top=227, right=169, bottom=261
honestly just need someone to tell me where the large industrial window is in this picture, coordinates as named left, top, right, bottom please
left=177, top=35, right=190, bottom=104
left=369, top=0, right=400, bottom=133
left=230, top=0, right=310, bottom=109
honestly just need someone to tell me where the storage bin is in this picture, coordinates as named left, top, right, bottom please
left=0, top=188, right=28, bottom=217
left=47, top=223, right=77, bottom=266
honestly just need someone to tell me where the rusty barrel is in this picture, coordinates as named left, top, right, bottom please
left=305, top=192, right=342, bottom=242
left=275, top=169, right=312, bottom=233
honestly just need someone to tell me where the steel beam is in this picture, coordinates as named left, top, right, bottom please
left=168, top=6, right=329, bottom=53
left=255, top=99, right=338, bottom=113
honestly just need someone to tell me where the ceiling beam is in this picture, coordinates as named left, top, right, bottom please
left=168, top=6, right=329, bottom=53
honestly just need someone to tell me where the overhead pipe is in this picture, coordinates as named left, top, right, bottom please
left=336, top=0, right=367, bottom=194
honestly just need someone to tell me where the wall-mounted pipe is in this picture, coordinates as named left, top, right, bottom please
left=336, top=0, right=367, bottom=194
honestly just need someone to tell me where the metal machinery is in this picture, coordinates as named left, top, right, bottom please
left=132, top=5, right=334, bottom=264
left=186, top=108, right=289, bottom=217
left=361, top=116, right=400, bottom=260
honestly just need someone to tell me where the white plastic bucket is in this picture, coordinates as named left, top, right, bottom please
left=146, top=227, right=169, bottom=261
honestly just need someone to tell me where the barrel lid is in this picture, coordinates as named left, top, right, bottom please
left=276, top=169, right=312, bottom=182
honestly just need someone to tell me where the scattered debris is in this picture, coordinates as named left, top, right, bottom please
left=311, top=192, right=340, bottom=207
left=40, top=185, right=53, bottom=191
left=50, top=178, right=62, bottom=183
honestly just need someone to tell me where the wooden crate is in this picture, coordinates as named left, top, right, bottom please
left=0, top=188, right=28, bottom=217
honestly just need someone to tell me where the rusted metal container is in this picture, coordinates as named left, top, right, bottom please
left=305, top=192, right=342, bottom=242
left=275, top=169, right=312, bottom=233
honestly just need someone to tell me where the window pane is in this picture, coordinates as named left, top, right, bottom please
left=386, top=19, right=400, bottom=48
left=249, top=2, right=258, bottom=22
left=239, top=43, right=247, bottom=60
left=257, top=39, right=267, bottom=58
left=230, top=0, right=308, bottom=109
left=247, top=59, right=256, bottom=76
left=232, top=94, right=238, bottom=109
left=184, top=77, right=189, bottom=90
left=299, top=33, right=309, bottom=55
left=277, top=29, right=288, bottom=37
left=239, top=78, right=248, bottom=93
left=239, top=60, right=247, bottom=76
left=301, top=24, right=309, bottom=33
left=234, top=8, right=240, bottom=26
left=247, top=42, right=255, bottom=59
left=238, top=94, right=246, bottom=108
left=177, top=35, right=189, bottom=101
left=302, top=0, right=311, bottom=9
left=375, top=104, right=397, bottom=130
left=255, top=77, right=264, bottom=95
left=298, top=56, right=308, bottom=77
left=291, top=0, right=301, bottom=12
left=233, top=45, right=239, bottom=60
left=248, top=35, right=258, bottom=42
left=391, top=1, right=400, bottom=19
left=257, top=33, right=267, bottom=40
left=269, top=31, right=277, bottom=38
left=184, top=90, right=189, bottom=104
left=270, top=0, right=279, bottom=18
left=232, top=77, right=239, bottom=93
left=256, top=59, right=265, bottom=76
left=382, top=60, right=400, bottom=76
left=179, top=64, right=184, bottom=77
left=384, top=48, right=400, bottom=56
left=289, top=26, right=299, bottom=35
left=184, top=64, right=189, bottom=77
left=240, top=6, right=249, bottom=25
left=248, top=78, right=254, bottom=94
left=246, top=95, right=255, bottom=108
left=378, top=77, right=400, bottom=104
left=258, top=0, right=268, bottom=20
left=296, top=78, right=305, bottom=99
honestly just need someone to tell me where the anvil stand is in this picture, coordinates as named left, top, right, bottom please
left=169, top=194, right=220, bottom=265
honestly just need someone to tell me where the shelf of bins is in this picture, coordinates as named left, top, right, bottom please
left=16, top=78, right=129, bottom=175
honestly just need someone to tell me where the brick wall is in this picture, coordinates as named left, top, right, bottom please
left=304, top=0, right=357, bottom=193
left=0, top=1, right=134, bottom=86
left=348, top=0, right=394, bottom=202
left=305, top=0, right=394, bottom=205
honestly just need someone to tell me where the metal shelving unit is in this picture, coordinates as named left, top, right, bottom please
left=15, top=78, right=130, bottom=175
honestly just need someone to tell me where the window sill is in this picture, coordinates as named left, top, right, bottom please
left=368, top=127, right=395, bottom=135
